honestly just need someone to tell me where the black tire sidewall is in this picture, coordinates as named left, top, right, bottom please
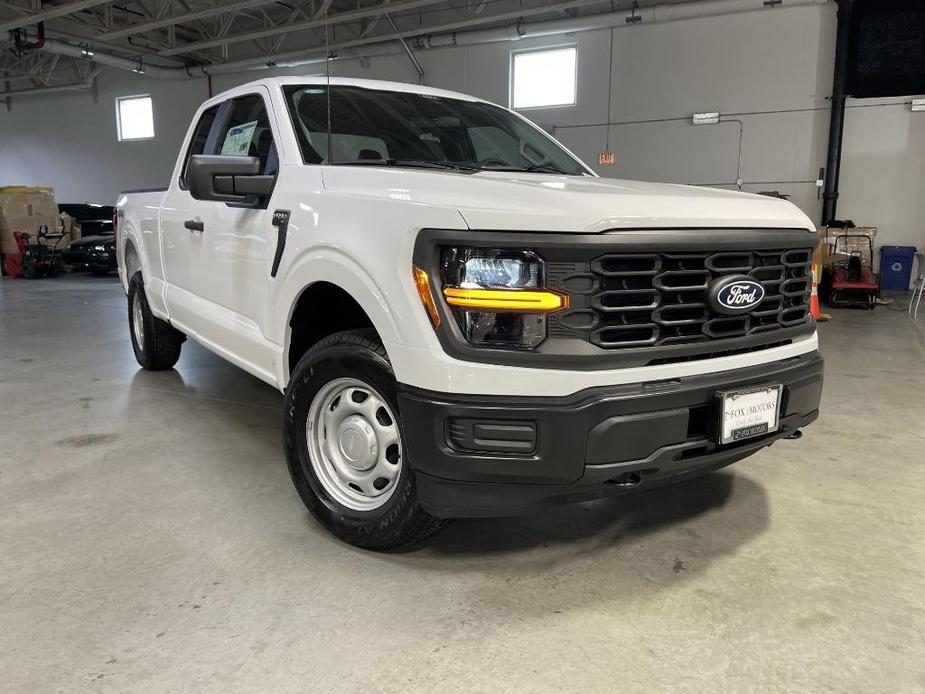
left=284, top=336, right=420, bottom=547
left=128, top=272, right=157, bottom=369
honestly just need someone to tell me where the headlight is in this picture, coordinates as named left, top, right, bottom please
left=438, top=248, right=566, bottom=349
left=92, top=245, right=107, bottom=252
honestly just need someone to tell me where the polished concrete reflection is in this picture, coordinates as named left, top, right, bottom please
left=1, top=276, right=923, bottom=692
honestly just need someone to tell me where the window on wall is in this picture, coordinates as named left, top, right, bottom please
left=511, top=46, right=577, bottom=109
left=116, top=95, right=155, bottom=141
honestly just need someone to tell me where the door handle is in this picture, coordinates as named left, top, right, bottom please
left=184, top=219, right=204, bottom=232
left=270, top=209, right=290, bottom=278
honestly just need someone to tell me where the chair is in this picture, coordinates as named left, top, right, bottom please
left=910, top=252, right=925, bottom=319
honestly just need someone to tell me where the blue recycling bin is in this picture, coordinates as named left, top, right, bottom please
left=879, top=246, right=918, bottom=290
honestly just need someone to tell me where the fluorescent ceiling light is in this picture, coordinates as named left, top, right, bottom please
left=692, top=112, right=721, bottom=125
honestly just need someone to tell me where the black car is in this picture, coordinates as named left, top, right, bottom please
left=60, top=203, right=117, bottom=275
left=66, top=234, right=117, bottom=275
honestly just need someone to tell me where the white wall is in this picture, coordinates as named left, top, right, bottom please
left=0, top=69, right=207, bottom=201
left=1, top=2, right=922, bottom=250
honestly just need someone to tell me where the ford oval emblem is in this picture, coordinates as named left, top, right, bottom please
left=709, top=276, right=765, bottom=315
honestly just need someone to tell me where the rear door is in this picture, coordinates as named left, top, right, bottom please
left=160, top=103, right=220, bottom=314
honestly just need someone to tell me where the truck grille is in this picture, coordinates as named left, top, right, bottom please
left=552, top=248, right=813, bottom=350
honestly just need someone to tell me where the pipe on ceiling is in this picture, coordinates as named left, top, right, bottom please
left=0, top=0, right=114, bottom=33
left=0, top=35, right=203, bottom=78
left=0, top=79, right=96, bottom=98
left=412, top=0, right=829, bottom=48
left=1, top=0, right=831, bottom=90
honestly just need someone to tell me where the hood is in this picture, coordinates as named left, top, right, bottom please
left=71, top=234, right=114, bottom=247
left=320, top=167, right=815, bottom=233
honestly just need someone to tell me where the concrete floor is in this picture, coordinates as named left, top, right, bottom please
left=1, top=275, right=923, bottom=693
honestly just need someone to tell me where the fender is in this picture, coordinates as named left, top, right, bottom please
left=118, top=226, right=145, bottom=288
left=117, top=228, right=147, bottom=292
left=118, top=218, right=173, bottom=321
left=273, top=246, right=406, bottom=386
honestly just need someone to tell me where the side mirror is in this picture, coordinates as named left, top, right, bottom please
left=188, top=154, right=274, bottom=208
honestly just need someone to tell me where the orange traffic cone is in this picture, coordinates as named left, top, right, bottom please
left=810, top=261, right=830, bottom=322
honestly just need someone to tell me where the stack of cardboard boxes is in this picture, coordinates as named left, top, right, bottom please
left=0, top=186, right=66, bottom=277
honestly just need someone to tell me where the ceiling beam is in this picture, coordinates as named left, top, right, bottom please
left=157, top=0, right=452, bottom=57
left=0, top=0, right=116, bottom=32
left=209, top=0, right=610, bottom=72
left=97, top=0, right=287, bottom=40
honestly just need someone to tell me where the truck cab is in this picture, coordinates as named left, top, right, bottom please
left=117, top=76, right=823, bottom=550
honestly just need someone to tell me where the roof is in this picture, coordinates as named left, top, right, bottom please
left=247, top=76, right=485, bottom=104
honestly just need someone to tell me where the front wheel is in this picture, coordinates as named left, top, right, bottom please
left=283, top=329, right=444, bottom=551
left=127, top=272, right=184, bottom=370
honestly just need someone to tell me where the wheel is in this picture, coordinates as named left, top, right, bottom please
left=21, top=257, right=37, bottom=279
left=127, top=272, right=185, bottom=370
left=283, top=329, right=444, bottom=551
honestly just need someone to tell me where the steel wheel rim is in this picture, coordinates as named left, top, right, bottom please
left=132, top=292, right=145, bottom=349
left=305, top=377, right=402, bottom=512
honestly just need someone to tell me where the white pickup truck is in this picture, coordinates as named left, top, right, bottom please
left=117, top=76, right=823, bottom=550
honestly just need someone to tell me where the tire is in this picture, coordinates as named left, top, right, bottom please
left=128, top=272, right=184, bottom=370
left=21, top=258, right=37, bottom=279
left=283, top=329, right=444, bottom=551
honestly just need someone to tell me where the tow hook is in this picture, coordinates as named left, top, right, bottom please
left=607, top=472, right=643, bottom=488
left=786, top=429, right=803, bottom=440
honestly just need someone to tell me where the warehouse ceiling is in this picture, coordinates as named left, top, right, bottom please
left=0, top=0, right=698, bottom=95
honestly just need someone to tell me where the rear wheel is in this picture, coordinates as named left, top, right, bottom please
left=283, top=329, right=444, bottom=551
left=128, top=272, right=184, bottom=370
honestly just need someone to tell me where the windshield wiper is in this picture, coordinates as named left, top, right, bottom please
left=479, top=164, right=574, bottom=175
left=334, top=159, right=479, bottom=172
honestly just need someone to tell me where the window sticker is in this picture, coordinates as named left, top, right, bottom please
left=221, top=120, right=258, bottom=156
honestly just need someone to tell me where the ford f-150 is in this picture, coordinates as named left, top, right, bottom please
left=117, top=77, right=823, bottom=550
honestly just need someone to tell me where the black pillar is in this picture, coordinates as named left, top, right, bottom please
left=821, top=0, right=853, bottom=226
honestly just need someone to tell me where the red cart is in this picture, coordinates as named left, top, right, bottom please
left=828, top=233, right=878, bottom=310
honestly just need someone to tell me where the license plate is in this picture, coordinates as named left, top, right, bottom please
left=716, top=384, right=783, bottom=445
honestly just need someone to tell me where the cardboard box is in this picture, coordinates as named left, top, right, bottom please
left=61, top=214, right=83, bottom=242
left=0, top=186, right=62, bottom=255
left=0, top=186, right=57, bottom=218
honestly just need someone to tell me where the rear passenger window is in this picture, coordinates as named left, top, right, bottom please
left=214, top=94, right=278, bottom=176
left=180, top=105, right=219, bottom=189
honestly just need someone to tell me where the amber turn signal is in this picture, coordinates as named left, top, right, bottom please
left=442, top=287, right=567, bottom=312
left=413, top=265, right=441, bottom=328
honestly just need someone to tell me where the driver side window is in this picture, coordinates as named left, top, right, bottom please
left=214, top=94, right=278, bottom=176
left=180, top=105, right=219, bottom=189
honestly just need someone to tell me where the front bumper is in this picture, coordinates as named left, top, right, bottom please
left=398, top=351, right=823, bottom=518
left=66, top=247, right=117, bottom=271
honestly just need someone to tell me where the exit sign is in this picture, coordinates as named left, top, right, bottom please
left=598, top=152, right=615, bottom=166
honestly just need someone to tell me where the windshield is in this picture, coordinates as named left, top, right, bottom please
left=283, top=85, right=590, bottom=176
